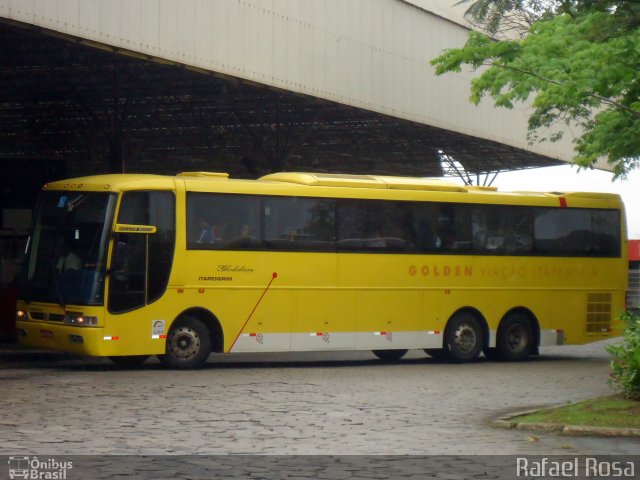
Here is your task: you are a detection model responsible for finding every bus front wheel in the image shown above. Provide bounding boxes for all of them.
[496,313,533,361]
[160,316,211,369]
[372,349,408,361]
[444,312,483,363]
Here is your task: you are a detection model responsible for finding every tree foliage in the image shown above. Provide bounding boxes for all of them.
[433,1,640,177]
[607,310,640,400]
[456,0,554,37]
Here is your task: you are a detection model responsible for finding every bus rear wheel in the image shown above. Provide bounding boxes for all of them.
[160,316,211,369]
[496,313,533,361]
[372,349,408,361]
[444,312,483,363]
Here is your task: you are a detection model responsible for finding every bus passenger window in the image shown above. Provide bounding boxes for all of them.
[533,208,620,257]
[470,206,533,255]
[508,208,534,253]
[407,204,439,252]
[435,205,470,252]
[186,193,261,250]
[534,209,589,256]
[264,197,335,251]
[337,200,409,252]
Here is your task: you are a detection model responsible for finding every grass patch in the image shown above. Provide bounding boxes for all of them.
[515,396,640,429]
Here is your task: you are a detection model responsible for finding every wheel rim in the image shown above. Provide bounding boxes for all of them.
[506,323,528,353]
[169,326,201,359]
[453,322,478,354]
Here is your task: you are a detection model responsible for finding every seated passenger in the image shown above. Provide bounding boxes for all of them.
[196,221,221,243]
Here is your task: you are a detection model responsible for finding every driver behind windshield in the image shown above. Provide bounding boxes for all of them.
[55,237,82,273]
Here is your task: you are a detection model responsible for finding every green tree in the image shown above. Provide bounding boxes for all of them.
[607,310,640,399]
[456,0,553,37]
[432,1,640,177]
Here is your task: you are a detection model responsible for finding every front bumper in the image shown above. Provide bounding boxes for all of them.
[16,320,106,356]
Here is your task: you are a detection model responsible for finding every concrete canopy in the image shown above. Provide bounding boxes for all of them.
[0,0,573,181]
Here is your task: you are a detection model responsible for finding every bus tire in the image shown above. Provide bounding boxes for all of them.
[108,355,149,368]
[160,316,211,369]
[496,313,533,361]
[443,312,483,363]
[372,349,408,361]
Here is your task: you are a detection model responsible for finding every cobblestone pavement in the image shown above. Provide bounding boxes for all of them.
[0,341,638,460]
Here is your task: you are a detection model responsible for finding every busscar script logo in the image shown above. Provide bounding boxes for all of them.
[217,265,254,273]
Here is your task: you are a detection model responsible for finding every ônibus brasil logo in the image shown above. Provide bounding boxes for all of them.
[8,456,73,479]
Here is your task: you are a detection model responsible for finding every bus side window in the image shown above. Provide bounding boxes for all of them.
[534,209,587,256]
[507,208,534,253]
[533,208,620,257]
[187,193,260,250]
[337,200,412,252]
[591,210,620,256]
[264,197,335,251]
[408,204,438,252]
[437,204,470,252]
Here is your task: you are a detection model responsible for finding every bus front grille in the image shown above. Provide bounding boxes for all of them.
[28,312,65,322]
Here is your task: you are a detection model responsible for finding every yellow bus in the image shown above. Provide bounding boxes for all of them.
[16,171,628,368]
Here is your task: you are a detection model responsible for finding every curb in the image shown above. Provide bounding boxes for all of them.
[493,408,640,438]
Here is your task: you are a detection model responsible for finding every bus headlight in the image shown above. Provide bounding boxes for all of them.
[16,310,29,321]
[65,314,98,327]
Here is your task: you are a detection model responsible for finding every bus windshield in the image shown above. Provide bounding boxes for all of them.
[22,191,116,306]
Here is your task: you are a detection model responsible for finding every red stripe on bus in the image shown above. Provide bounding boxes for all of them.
[230,272,278,351]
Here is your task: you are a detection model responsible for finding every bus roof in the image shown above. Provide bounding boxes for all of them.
[42,171,623,205]
[260,172,470,192]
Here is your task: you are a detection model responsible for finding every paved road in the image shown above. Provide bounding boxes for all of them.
[0,344,640,455]
[1,340,638,460]
[2,341,638,478]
